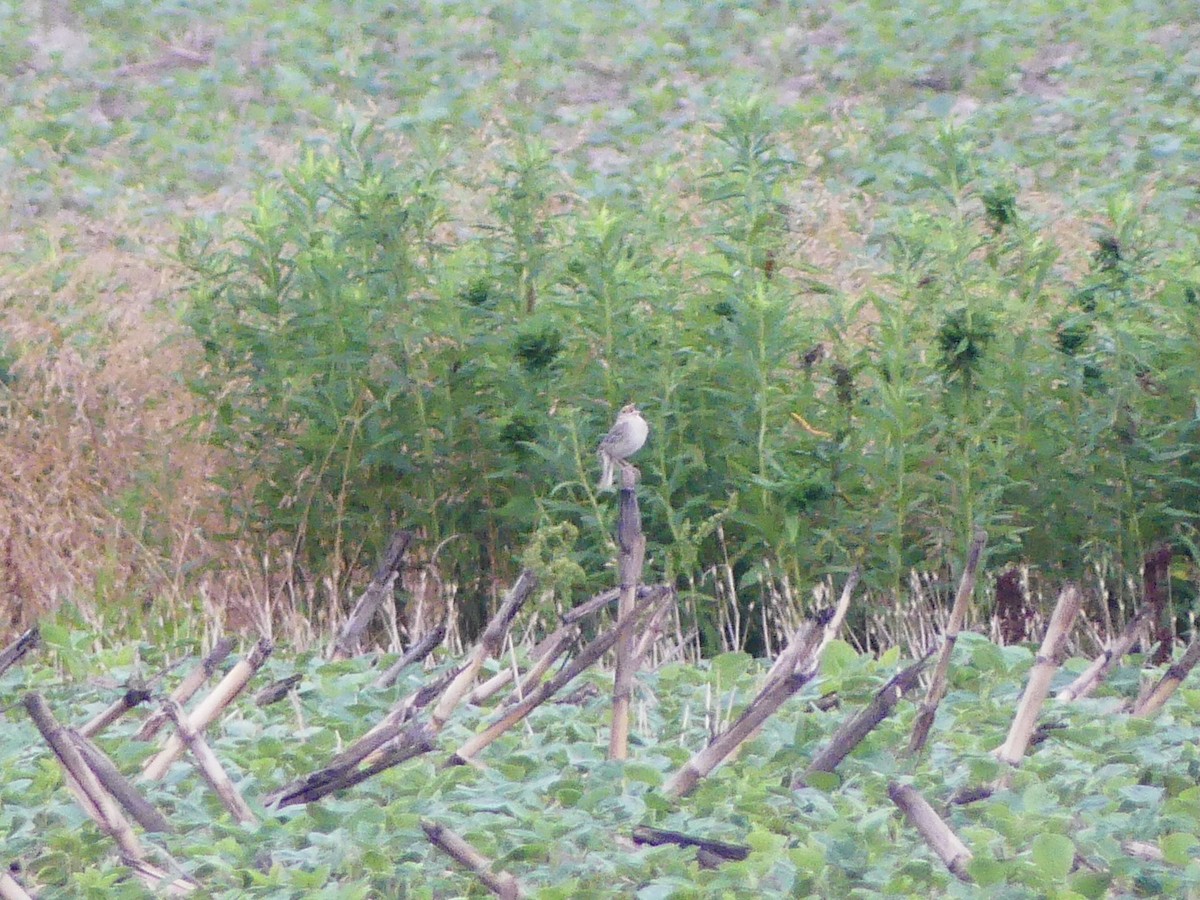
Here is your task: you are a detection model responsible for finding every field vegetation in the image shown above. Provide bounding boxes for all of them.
[3,0,1200,896]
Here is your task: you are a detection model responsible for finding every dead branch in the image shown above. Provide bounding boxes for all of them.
[254,674,301,707]
[1058,605,1149,702]
[500,626,579,707]
[421,819,523,899]
[0,627,39,679]
[142,638,273,781]
[0,871,33,900]
[161,699,256,824]
[664,621,824,800]
[798,652,931,786]
[631,826,749,865]
[1131,638,1200,718]
[610,468,647,760]
[994,584,1081,767]
[328,530,413,660]
[69,730,172,833]
[136,638,234,741]
[450,587,673,765]
[23,693,143,858]
[430,571,538,731]
[117,855,197,896]
[908,528,988,754]
[374,623,446,689]
[270,720,437,808]
[468,625,573,706]
[79,687,152,738]
[888,782,973,881]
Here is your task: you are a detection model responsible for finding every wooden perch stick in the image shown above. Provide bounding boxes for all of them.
[995,583,1081,766]
[664,620,824,800]
[431,570,537,731]
[631,826,749,866]
[421,819,523,899]
[610,465,647,760]
[265,666,457,808]
[0,627,39,679]
[908,528,988,754]
[328,529,413,660]
[765,568,861,687]
[1058,605,1150,702]
[70,730,173,833]
[0,871,33,900]
[162,699,256,823]
[136,637,234,741]
[799,652,931,785]
[1131,638,1200,718]
[142,638,273,781]
[374,623,447,689]
[888,782,973,882]
[24,693,143,858]
[468,626,570,706]
[254,674,302,707]
[450,587,673,765]
[500,626,579,707]
[79,687,152,738]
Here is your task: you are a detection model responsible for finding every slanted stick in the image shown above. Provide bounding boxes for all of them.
[631,826,749,864]
[451,588,673,765]
[995,584,1081,766]
[79,687,153,738]
[422,819,523,899]
[0,627,39,679]
[610,464,647,760]
[468,626,572,706]
[0,870,33,900]
[162,699,256,824]
[328,529,413,660]
[1058,605,1150,702]
[374,624,447,689]
[24,693,143,858]
[500,626,579,707]
[664,621,823,800]
[799,652,931,785]
[136,637,234,741]
[1131,639,1200,718]
[888,782,973,882]
[70,730,173,833]
[908,529,988,754]
[142,638,273,781]
[430,571,537,732]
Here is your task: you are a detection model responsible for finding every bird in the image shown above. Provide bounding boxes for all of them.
[597,403,648,490]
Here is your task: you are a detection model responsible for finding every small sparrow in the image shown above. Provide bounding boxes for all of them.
[597,403,649,490]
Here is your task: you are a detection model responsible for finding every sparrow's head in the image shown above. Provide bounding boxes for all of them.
[620,403,640,416]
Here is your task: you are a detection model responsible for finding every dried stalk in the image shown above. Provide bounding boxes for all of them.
[0,871,33,900]
[450,588,673,765]
[499,626,579,707]
[610,466,647,760]
[373,623,446,689]
[995,584,1081,766]
[162,699,256,824]
[908,528,988,754]
[79,687,152,738]
[631,826,749,865]
[430,571,537,731]
[1131,639,1200,718]
[888,782,973,881]
[70,730,173,833]
[328,529,413,660]
[142,638,273,781]
[799,652,931,785]
[0,627,39,678]
[136,638,234,741]
[421,819,523,899]
[254,674,302,707]
[664,621,823,800]
[1058,605,1149,702]
[24,693,143,858]
[468,626,571,706]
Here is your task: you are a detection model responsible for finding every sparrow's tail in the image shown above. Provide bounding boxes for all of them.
[597,451,615,490]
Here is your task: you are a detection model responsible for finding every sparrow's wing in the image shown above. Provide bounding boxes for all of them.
[598,417,634,450]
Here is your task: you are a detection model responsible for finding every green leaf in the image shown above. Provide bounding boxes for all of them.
[1161,832,1198,866]
[1031,833,1075,880]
